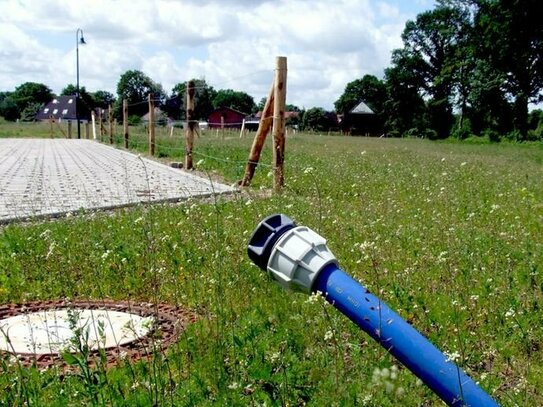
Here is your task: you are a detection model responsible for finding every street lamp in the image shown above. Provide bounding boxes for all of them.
[76,28,86,139]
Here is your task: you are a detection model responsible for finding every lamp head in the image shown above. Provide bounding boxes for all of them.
[79,36,86,45]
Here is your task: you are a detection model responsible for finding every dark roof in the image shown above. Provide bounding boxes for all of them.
[210,106,249,116]
[34,95,89,121]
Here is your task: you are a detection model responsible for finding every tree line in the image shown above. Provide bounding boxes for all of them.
[336,0,543,141]
[1,0,541,140]
[0,71,261,126]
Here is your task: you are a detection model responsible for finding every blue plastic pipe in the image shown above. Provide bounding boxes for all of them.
[248,214,499,407]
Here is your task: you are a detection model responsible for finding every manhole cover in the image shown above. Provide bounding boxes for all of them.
[0,300,198,368]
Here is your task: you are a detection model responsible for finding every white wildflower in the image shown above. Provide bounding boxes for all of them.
[445,350,461,363]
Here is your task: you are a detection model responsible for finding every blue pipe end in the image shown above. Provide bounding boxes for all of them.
[247,213,296,271]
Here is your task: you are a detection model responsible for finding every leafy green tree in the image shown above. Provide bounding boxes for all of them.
[383,49,429,137]
[400,6,469,138]
[169,79,217,120]
[0,91,10,104]
[61,84,77,96]
[212,89,255,114]
[334,75,387,115]
[527,109,543,141]
[465,60,512,137]
[286,104,301,112]
[473,0,543,139]
[301,107,336,132]
[20,103,42,121]
[0,96,19,121]
[10,82,53,119]
[528,109,543,131]
[256,97,267,112]
[115,70,166,118]
[92,90,116,109]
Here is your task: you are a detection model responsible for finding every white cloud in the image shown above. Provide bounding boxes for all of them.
[0,0,431,109]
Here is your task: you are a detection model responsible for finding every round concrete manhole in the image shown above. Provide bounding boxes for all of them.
[0,300,198,368]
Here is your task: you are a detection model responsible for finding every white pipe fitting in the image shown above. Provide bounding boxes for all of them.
[267,226,338,293]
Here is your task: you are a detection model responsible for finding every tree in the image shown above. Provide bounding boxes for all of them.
[20,103,42,122]
[168,79,217,120]
[92,90,116,109]
[256,97,267,112]
[212,89,255,115]
[383,49,429,137]
[0,96,19,121]
[286,104,301,112]
[61,84,77,96]
[301,107,336,132]
[115,70,166,118]
[10,82,53,119]
[399,6,470,138]
[473,0,543,139]
[0,91,10,104]
[334,75,387,116]
[527,109,543,141]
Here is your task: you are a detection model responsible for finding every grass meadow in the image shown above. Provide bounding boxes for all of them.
[0,120,542,406]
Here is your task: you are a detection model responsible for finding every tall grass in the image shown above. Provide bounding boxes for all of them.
[0,122,542,405]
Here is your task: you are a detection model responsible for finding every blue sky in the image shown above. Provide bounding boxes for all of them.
[0,0,435,110]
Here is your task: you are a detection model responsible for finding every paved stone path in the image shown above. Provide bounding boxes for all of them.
[0,139,234,222]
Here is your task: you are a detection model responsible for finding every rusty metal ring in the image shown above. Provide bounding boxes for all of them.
[0,299,198,369]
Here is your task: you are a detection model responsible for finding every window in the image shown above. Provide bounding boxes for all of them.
[68,99,73,104]
[53,109,58,114]
[62,109,68,115]
[52,99,58,104]
[43,108,49,113]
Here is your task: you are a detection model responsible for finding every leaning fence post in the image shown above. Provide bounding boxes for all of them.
[239,81,274,186]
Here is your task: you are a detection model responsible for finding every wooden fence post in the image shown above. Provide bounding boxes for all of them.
[123,99,129,148]
[109,104,113,144]
[272,56,287,192]
[185,80,195,170]
[68,120,72,138]
[85,122,90,139]
[148,94,155,156]
[49,116,54,138]
[239,81,275,186]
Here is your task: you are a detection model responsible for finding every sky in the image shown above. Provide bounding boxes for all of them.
[0,0,436,110]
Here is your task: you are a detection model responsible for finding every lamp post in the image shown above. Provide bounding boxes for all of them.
[76,28,86,139]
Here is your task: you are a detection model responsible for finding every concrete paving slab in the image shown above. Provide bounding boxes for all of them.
[0,139,235,222]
